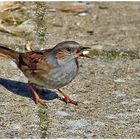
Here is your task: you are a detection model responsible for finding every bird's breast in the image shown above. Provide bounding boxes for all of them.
[45,59,79,89]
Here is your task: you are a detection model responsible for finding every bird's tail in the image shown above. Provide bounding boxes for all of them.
[0,45,19,62]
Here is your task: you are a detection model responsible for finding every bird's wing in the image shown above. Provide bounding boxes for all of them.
[18,49,52,74]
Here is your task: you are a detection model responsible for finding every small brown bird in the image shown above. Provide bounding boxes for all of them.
[0,41,91,106]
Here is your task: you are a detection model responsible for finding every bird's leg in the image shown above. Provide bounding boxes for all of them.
[30,84,46,106]
[57,89,78,105]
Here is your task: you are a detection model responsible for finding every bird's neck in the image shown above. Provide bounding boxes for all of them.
[47,51,78,67]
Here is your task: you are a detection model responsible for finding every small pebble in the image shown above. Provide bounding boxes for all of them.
[55,110,69,117]
[114,78,125,83]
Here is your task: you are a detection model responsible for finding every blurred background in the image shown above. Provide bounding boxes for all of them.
[0,2,140,138]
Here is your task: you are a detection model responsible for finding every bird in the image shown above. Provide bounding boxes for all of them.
[0,41,91,106]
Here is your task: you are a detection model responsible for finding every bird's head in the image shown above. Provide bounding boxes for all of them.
[52,41,91,64]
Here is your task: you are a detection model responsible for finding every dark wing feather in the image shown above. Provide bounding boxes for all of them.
[18,49,52,75]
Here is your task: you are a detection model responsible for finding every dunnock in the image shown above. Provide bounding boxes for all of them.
[0,41,90,106]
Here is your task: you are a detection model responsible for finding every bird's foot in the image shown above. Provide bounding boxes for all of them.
[58,89,78,105]
[30,84,46,107]
[35,97,46,106]
[60,97,78,105]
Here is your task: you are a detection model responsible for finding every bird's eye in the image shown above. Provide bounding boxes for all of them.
[66,47,71,52]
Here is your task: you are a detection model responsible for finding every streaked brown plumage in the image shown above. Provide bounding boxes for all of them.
[0,41,91,106]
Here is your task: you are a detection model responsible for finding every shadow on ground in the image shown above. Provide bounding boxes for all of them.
[0,78,59,101]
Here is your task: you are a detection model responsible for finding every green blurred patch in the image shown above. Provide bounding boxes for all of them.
[35,2,47,45]
[38,106,49,138]
[52,24,63,28]
[89,49,140,60]
[15,18,23,26]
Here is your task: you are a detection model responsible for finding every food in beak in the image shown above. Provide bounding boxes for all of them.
[82,50,90,55]
[76,46,91,58]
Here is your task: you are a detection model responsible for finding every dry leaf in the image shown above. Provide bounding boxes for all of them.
[60,5,87,13]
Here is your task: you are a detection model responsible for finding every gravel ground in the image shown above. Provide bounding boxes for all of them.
[0,2,140,138]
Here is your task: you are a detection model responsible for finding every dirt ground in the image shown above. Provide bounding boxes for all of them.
[0,2,140,138]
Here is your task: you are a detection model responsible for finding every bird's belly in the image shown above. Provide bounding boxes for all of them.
[45,65,78,89]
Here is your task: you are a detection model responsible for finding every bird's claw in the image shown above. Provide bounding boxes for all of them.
[58,97,78,106]
[35,98,47,107]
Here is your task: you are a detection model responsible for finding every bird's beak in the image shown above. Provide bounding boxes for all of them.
[76,46,91,58]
